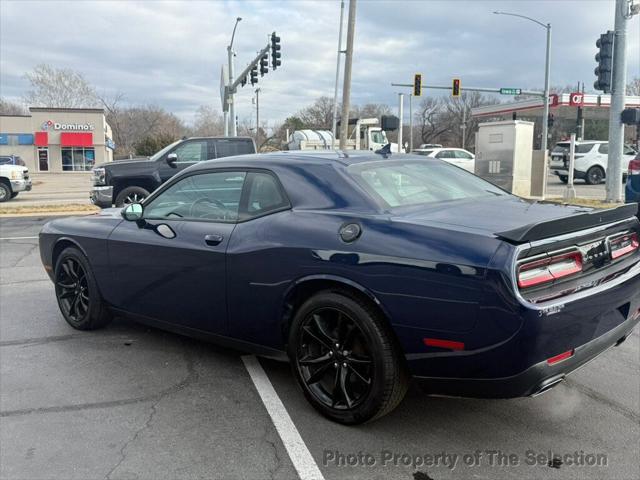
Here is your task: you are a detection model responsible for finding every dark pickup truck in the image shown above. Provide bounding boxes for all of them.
[90,136,256,207]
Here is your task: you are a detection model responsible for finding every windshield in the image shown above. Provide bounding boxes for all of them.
[413,150,433,156]
[150,140,182,161]
[348,160,506,209]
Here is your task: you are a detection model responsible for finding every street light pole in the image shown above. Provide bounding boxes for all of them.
[227,17,242,137]
[494,12,551,196]
[339,0,356,150]
[331,0,345,149]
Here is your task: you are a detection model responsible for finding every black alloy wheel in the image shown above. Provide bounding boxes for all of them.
[586,166,605,185]
[54,247,112,330]
[289,291,409,424]
[115,186,151,207]
[297,307,373,410]
[56,257,90,323]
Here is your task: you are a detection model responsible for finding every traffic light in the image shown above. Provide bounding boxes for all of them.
[250,66,258,86]
[271,32,281,70]
[260,55,269,76]
[547,113,554,128]
[413,73,422,97]
[240,76,247,87]
[452,78,461,97]
[594,31,614,93]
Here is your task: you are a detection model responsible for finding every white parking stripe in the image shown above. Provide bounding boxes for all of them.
[0,236,38,240]
[242,355,325,480]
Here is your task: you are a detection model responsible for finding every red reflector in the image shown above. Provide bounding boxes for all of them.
[423,338,465,351]
[547,349,574,365]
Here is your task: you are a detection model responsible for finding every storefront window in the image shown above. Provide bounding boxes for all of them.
[61,147,95,171]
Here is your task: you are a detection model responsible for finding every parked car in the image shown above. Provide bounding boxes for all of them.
[549,140,637,185]
[625,153,640,218]
[418,143,442,149]
[0,163,31,202]
[0,155,26,166]
[40,152,640,424]
[412,147,475,172]
[90,136,256,207]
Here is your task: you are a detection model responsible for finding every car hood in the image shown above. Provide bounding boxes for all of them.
[96,157,150,169]
[394,195,594,237]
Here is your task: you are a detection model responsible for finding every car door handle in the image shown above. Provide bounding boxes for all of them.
[204,234,224,246]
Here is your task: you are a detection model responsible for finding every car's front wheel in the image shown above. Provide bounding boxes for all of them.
[558,175,568,184]
[115,186,150,207]
[288,291,409,424]
[54,247,112,330]
[0,182,11,202]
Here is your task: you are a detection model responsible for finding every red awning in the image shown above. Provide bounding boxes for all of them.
[60,132,93,147]
[34,131,48,146]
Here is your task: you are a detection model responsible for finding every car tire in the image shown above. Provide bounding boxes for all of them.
[558,175,568,184]
[288,290,409,425]
[115,186,150,207]
[54,247,112,330]
[585,166,605,185]
[0,182,11,203]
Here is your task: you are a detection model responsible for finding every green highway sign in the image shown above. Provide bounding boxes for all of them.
[500,88,522,95]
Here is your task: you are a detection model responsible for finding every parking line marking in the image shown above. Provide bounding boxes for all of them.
[0,236,38,240]
[242,355,325,480]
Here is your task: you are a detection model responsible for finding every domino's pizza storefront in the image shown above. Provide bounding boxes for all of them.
[0,107,114,173]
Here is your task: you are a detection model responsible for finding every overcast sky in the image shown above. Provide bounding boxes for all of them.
[1,0,639,128]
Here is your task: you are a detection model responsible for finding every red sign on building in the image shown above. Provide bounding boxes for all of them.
[569,92,584,107]
[60,132,93,147]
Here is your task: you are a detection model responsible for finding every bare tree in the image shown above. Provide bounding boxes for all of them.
[0,97,26,115]
[192,105,224,136]
[627,77,640,96]
[23,64,99,108]
[298,96,335,129]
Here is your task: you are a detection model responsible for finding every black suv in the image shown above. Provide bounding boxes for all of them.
[90,136,256,207]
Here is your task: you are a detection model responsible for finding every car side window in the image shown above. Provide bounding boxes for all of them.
[598,143,609,154]
[454,150,473,159]
[242,172,289,219]
[623,145,637,155]
[173,140,207,164]
[144,171,246,222]
[435,150,452,159]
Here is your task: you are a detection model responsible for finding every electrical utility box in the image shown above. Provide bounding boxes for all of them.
[474,120,534,197]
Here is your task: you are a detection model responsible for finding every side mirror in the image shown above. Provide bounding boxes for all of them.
[121,203,144,221]
[166,153,178,168]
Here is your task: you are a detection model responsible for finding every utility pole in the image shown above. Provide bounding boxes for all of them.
[398,93,404,152]
[227,17,242,137]
[605,0,631,202]
[409,94,413,152]
[339,0,356,150]
[331,0,345,148]
[461,105,467,149]
[255,88,260,145]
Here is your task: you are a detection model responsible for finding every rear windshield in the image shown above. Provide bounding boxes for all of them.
[348,160,506,208]
[413,150,433,156]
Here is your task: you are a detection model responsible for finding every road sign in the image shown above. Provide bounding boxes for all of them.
[413,73,422,97]
[569,92,584,106]
[499,88,522,95]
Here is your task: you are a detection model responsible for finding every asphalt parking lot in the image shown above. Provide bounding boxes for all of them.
[1,216,638,480]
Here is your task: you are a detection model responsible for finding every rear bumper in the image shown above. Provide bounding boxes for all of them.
[90,186,113,208]
[406,261,640,398]
[414,310,639,398]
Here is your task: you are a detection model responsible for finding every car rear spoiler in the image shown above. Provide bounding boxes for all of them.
[496,203,639,243]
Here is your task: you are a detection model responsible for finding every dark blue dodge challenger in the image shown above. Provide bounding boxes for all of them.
[39,152,640,424]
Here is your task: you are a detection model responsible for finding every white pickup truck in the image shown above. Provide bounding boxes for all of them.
[0,164,32,202]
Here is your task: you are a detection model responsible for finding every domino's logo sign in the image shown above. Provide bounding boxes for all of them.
[41,120,54,131]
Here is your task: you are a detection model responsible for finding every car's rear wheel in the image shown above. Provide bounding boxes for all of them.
[585,166,605,185]
[0,182,11,202]
[115,186,150,207]
[54,247,112,330]
[288,291,409,424]
[558,175,568,184]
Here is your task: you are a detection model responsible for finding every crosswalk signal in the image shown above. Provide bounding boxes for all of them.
[413,73,422,97]
[250,66,258,86]
[260,55,269,77]
[271,32,281,70]
[594,31,614,93]
[452,78,461,97]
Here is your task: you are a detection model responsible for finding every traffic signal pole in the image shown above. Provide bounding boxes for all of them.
[331,0,345,149]
[605,0,630,203]
[339,0,356,150]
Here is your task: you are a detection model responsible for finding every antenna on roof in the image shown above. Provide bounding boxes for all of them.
[374,143,392,158]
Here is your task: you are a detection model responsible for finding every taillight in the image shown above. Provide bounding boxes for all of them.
[628,159,640,176]
[517,251,583,288]
[609,232,639,260]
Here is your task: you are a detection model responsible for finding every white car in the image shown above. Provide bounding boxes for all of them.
[0,163,31,202]
[549,140,637,185]
[412,147,475,172]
